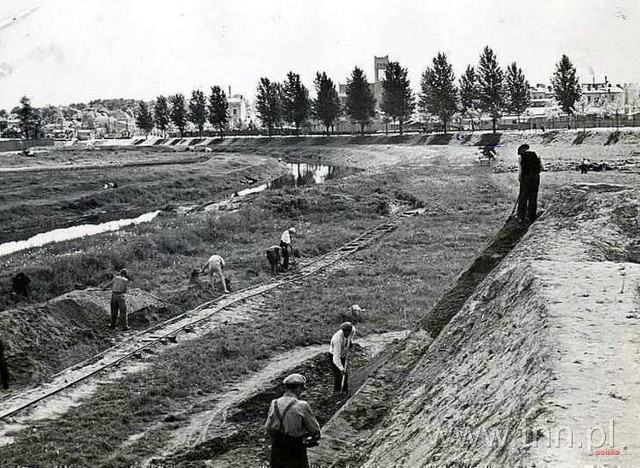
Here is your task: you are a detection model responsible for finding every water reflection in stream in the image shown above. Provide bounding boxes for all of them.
[0,211,161,257]
[237,162,360,196]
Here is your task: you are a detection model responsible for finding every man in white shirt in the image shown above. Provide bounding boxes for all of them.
[280,227,296,270]
[328,322,356,393]
[201,254,229,293]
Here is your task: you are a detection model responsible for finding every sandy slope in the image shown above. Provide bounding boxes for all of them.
[342,183,640,467]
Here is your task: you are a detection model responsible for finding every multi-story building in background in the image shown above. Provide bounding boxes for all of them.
[518,76,640,129]
[333,55,391,133]
[338,55,389,110]
[577,77,630,115]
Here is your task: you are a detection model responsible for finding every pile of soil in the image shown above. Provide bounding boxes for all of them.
[0,288,170,387]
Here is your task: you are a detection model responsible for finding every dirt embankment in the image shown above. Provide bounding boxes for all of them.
[109,127,640,151]
[0,288,170,387]
[312,183,639,467]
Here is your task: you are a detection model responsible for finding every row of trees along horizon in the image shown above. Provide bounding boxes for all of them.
[6,47,582,139]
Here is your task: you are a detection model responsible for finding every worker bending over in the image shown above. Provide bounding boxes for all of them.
[201,254,229,293]
[266,245,282,276]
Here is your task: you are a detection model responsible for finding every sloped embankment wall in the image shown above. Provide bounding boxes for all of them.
[112,128,640,150]
[314,182,640,467]
[359,262,553,466]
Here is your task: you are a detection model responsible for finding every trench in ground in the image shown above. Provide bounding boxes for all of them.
[156,217,530,466]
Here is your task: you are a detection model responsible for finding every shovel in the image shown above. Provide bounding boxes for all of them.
[507,199,518,222]
[340,351,349,393]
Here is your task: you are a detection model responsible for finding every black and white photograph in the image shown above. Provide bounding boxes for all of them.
[0,1,639,466]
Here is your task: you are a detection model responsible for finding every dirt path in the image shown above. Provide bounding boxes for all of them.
[142,330,407,466]
[530,260,640,466]
[0,210,418,450]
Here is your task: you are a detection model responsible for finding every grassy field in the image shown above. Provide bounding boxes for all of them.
[0,143,517,467]
[0,147,282,244]
[0,137,637,466]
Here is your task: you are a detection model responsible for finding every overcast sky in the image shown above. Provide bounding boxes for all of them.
[0,0,638,109]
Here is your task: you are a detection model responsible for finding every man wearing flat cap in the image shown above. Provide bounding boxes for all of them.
[329,322,356,394]
[265,373,321,468]
[517,144,543,224]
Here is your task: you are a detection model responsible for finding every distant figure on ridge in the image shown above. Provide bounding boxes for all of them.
[517,144,543,224]
[579,158,591,174]
[482,144,497,161]
[11,272,31,297]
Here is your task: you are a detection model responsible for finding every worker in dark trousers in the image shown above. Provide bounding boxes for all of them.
[328,322,356,394]
[12,272,31,297]
[110,268,130,331]
[0,333,9,390]
[482,144,497,161]
[517,144,543,224]
[266,245,282,276]
[280,227,296,270]
[264,373,321,468]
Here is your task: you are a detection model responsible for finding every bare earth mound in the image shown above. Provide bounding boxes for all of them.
[0,288,170,387]
[313,182,639,467]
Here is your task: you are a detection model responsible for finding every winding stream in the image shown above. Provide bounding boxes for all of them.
[0,211,161,257]
[0,162,359,257]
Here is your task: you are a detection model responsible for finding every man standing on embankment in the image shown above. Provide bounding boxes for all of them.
[517,144,543,224]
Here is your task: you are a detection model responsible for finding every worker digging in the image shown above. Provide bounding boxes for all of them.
[328,321,356,394]
[280,227,296,271]
[200,253,230,294]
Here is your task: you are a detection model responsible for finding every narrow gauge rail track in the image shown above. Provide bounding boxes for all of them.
[0,208,424,422]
